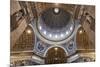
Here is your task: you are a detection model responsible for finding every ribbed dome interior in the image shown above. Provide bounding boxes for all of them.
[41,8,71,29]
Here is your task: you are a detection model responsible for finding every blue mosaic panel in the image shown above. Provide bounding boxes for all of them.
[37,42,45,52]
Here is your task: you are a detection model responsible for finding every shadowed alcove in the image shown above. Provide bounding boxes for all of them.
[45,47,67,64]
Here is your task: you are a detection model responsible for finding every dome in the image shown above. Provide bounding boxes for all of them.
[37,7,75,41]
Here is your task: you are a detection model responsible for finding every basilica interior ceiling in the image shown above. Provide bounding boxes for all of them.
[10,0,95,66]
